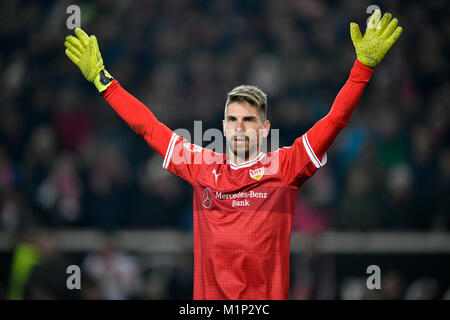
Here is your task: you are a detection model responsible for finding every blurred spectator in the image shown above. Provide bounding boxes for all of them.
[290,235,336,300]
[379,270,405,300]
[7,228,78,299]
[293,167,334,233]
[383,162,417,229]
[35,154,83,225]
[167,250,194,299]
[404,277,440,300]
[7,232,41,300]
[339,277,367,300]
[342,269,406,300]
[365,269,405,300]
[1,188,34,232]
[337,164,383,230]
[291,168,336,300]
[83,144,133,229]
[130,154,186,228]
[143,265,172,299]
[83,233,143,299]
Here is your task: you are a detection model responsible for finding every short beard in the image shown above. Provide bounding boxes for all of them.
[227,140,258,161]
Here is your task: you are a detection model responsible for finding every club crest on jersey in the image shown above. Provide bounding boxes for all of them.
[249,167,264,180]
[183,142,202,153]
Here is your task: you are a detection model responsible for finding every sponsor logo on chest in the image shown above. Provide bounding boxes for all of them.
[213,190,268,208]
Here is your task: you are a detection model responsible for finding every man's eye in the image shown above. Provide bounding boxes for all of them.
[245,118,254,122]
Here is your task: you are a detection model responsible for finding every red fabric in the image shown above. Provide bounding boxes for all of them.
[102,60,373,299]
[165,138,301,299]
[103,80,173,158]
[306,59,373,161]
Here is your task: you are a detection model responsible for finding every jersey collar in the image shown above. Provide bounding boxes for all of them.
[228,152,265,170]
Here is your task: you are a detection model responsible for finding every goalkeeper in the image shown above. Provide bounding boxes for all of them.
[64,10,402,300]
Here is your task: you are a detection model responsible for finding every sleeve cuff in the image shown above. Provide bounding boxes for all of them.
[351,59,375,83]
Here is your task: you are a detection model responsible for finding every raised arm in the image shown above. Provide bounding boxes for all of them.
[64,28,173,157]
[306,9,402,161]
[102,80,173,157]
[305,59,373,161]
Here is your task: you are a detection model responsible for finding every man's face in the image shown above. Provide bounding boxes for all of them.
[223,102,270,159]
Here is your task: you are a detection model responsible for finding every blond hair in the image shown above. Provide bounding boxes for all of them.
[225,85,268,121]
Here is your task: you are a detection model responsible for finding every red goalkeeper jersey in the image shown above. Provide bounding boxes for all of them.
[103,59,373,299]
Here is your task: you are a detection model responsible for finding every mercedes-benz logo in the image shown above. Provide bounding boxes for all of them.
[202,187,212,209]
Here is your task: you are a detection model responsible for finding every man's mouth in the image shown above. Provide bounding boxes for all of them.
[233,136,247,146]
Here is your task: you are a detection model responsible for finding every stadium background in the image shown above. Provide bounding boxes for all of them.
[0,0,449,299]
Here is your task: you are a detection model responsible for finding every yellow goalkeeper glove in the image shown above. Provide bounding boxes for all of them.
[64,28,113,93]
[350,9,403,68]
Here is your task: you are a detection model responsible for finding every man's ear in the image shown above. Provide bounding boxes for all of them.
[222,119,226,137]
[263,120,271,138]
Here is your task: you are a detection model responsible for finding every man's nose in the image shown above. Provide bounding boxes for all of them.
[236,120,245,132]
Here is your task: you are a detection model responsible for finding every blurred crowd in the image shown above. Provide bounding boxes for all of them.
[1,230,449,300]
[1,0,449,232]
[0,0,449,300]
[2,230,193,299]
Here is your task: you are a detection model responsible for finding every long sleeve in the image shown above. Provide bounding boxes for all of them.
[305,59,374,161]
[102,80,173,158]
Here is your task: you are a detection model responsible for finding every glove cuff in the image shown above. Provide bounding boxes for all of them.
[94,69,114,94]
[357,55,378,68]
